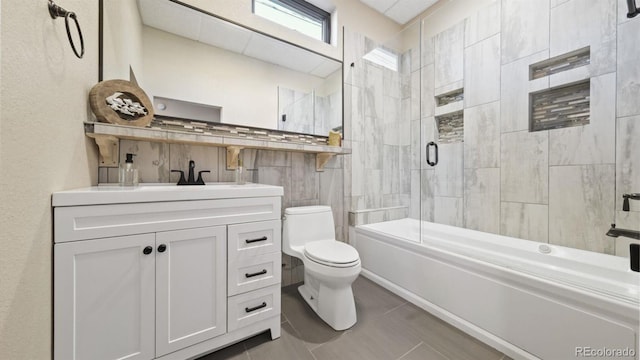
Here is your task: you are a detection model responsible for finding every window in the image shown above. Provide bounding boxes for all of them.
[253,0,331,43]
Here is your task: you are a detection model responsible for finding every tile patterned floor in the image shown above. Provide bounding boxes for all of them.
[198,276,512,360]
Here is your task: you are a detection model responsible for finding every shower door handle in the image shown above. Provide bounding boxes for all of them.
[426,142,438,166]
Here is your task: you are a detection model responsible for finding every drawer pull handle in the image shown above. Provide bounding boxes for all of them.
[245,302,267,313]
[245,269,267,278]
[245,236,268,244]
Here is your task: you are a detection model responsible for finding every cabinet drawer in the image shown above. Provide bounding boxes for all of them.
[228,285,281,332]
[54,197,281,242]
[228,252,281,296]
[228,220,281,262]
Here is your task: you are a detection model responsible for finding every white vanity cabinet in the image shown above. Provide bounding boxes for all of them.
[53,185,283,360]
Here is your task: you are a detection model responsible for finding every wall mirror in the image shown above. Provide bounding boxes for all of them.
[100,0,343,137]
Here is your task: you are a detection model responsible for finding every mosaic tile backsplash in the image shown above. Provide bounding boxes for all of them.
[435,88,464,106]
[436,111,464,143]
[530,80,590,131]
[530,47,591,80]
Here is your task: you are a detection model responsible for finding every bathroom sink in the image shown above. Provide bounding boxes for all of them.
[52,183,284,206]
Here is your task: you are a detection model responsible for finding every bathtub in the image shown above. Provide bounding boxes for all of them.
[354,218,639,360]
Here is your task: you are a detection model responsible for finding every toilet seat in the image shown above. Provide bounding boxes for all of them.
[304,240,360,268]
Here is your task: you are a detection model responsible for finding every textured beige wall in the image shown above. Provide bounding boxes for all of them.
[0,1,99,359]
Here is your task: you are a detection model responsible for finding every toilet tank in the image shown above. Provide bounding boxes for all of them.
[283,206,335,254]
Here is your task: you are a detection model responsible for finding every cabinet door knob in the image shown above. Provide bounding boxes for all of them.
[158,244,167,253]
[143,246,153,255]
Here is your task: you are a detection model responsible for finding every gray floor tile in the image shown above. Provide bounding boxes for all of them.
[311,301,423,360]
[198,277,509,360]
[244,322,315,360]
[351,276,407,327]
[196,341,248,360]
[280,285,346,349]
[387,303,503,360]
[399,343,448,360]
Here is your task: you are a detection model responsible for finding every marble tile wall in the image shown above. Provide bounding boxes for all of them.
[99,142,345,287]
[345,29,414,226]
[403,0,635,256]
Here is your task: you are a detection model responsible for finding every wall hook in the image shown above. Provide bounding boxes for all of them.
[48,0,84,59]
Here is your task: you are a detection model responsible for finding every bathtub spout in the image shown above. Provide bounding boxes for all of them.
[606,224,640,240]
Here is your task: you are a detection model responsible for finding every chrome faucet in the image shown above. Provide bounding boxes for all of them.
[606,224,640,240]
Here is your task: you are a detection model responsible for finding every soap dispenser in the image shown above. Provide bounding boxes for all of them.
[119,153,139,186]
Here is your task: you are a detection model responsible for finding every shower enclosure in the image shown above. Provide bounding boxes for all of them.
[346,0,638,259]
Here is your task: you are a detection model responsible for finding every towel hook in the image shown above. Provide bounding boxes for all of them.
[48,0,84,59]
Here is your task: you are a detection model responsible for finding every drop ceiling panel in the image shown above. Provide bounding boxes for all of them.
[198,15,252,53]
[385,0,439,24]
[243,34,325,74]
[138,0,201,40]
[310,59,342,77]
[359,0,439,24]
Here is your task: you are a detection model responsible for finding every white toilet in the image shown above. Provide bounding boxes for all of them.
[282,206,361,331]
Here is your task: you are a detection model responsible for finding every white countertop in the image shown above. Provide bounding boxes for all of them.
[52,183,284,207]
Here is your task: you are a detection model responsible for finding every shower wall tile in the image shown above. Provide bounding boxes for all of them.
[364,117,383,170]
[119,140,170,183]
[550,0,616,78]
[434,142,464,197]
[464,34,501,108]
[617,18,640,118]
[500,202,549,242]
[383,68,402,99]
[319,168,344,233]
[351,140,365,197]
[399,145,411,193]
[421,33,435,66]
[616,115,640,212]
[168,143,218,184]
[500,50,549,133]
[501,131,549,204]
[434,22,464,89]
[257,166,292,214]
[343,29,366,88]
[421,64,435,118]
[291,153,319,201]
[382,145,400,194]
[410,169,421,219]
[365,64,384,118]
[464,101,500,169]
[349,86,365,142]
[434,196,464,227]
[465,0,501,48]
[614,211,640,257]
[410,70,421,121]
[255,149,291,167]
[551,0,570,8]
[501,0,550,64]
[549,73,616,166]
[549,164,615,254]
[422,170,436,222]
[464,168,500,234]
[364,169,383,209]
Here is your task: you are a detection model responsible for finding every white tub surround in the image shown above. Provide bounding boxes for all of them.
[354,218,640,360]
[53,184,283,360]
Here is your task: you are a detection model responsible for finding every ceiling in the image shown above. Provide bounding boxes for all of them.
[359,0,439,24]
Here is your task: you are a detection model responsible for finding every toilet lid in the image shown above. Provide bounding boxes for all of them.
[304,240,360,267]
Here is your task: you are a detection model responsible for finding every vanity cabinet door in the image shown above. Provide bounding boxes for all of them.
[155,226,227,357]
[54,233,156,360]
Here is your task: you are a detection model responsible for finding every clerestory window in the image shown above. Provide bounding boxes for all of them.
[253,0,331,43]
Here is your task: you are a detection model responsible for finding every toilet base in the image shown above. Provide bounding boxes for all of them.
[298,280,357,331]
